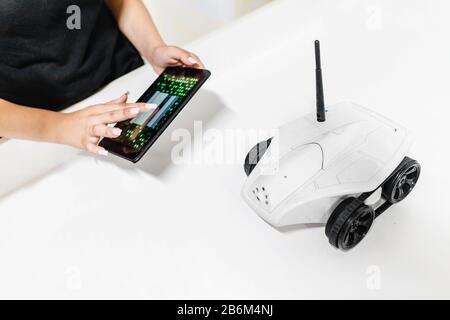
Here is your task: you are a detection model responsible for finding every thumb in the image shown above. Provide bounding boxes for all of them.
[107,91,129,104]
[170,47,198,66]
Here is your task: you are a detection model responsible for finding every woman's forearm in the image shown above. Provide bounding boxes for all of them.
[0,95,157,155]
[0,99,64,143]
[105,0,204,74]
[105,0,165,60]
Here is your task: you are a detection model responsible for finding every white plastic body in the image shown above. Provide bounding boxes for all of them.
[241,102,413,227]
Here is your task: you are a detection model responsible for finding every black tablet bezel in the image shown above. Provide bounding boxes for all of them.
[99,67,211,163]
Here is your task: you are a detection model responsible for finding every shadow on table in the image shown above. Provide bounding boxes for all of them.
[0,143,80,201]
[276,223,325,234]
[105,89,228,177]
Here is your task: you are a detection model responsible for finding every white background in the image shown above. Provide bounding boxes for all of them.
[143,0,271,44]
[0,0,449,299]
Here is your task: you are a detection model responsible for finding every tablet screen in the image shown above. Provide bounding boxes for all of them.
[109,68,209,154]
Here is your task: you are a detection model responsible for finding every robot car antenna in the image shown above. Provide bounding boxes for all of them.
[315,40,326,122]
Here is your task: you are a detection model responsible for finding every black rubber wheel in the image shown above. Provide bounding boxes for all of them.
[338,204,375,250]
[382,157,421,204]
[244,139,272,176]
[326,197,375,251]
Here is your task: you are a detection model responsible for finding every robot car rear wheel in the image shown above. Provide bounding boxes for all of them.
[382,156,421,204]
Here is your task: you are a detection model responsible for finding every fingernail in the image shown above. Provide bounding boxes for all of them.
[188,57,198,65]
[145,103,156,110]
[98,149,109,156]
[112,128,122,137]
[130,108,140,115]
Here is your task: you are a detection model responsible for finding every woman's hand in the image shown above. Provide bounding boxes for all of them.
[148,45,205,74]
[58,92,156,156]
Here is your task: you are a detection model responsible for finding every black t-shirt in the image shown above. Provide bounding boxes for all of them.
[0,0,144,110]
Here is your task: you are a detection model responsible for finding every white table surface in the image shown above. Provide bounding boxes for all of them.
[1,0,449,299]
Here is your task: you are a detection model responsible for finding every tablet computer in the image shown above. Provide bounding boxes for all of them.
[99,67,211,163]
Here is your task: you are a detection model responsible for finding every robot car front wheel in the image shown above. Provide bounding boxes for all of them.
[244,139,273,177]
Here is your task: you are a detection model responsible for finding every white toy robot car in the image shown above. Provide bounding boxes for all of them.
[241,41,421,251]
